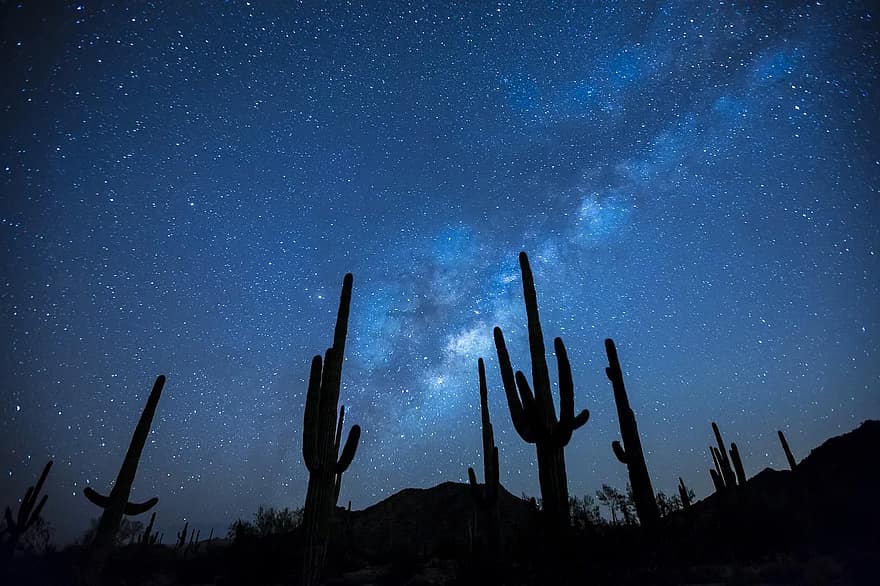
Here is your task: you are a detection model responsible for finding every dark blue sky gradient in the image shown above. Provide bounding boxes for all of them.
[2,1,878,544]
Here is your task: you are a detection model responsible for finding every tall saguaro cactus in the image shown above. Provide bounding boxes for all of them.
[83,375,164,582]
[604,338,659,528]
[302,273,362,586]
[2,460,52,556]
[493,252,590,530]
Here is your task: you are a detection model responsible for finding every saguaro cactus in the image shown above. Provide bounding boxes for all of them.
[708,422,748,490]
[729,442,747,485]
[84,376,164,549]
[467,358,500,506]
[605,338,659,529]
[778,430,797,470]
[302,273,362,586]
[138,512,159,546]
[2,460,52,556]
[493,252,590,530]
[677,477,692,509]
[467,358,501,555]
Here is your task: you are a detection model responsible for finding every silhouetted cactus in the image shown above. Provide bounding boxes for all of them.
[467,358,501,556]
[138,511,159,546]
[467,358,500,507]
[2,460,52,556]
[604,339,659,529]
[678,477,692,509]
[708,422,748,491]
[493,252,590,530]
[712,422,736,487]
[709,467,724,493]
[778,429,797,470]
[730,442,747,485]
[176,521,189,549]
[83,375,164,580]
[302,273,362,586]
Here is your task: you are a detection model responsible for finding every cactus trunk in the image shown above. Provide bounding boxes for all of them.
[605,338,659,529]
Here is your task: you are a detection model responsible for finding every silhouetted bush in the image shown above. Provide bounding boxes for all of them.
[228,505,303,542]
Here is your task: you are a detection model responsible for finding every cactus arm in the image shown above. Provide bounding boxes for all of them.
[494,327,537,442]
[552,337,589,444]
[612,440,628,463]
[124,497,159,516]
[302,355,324,472]
[555,338,574,420]
[572,410,590,429]
[514,371,538,417]
[554,337,575,431]
[335,425,361,473]
[83,487,111,508]
[467,467,478,487]
[334,405,346,455]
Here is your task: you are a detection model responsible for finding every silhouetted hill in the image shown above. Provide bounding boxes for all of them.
[338,481,536,559]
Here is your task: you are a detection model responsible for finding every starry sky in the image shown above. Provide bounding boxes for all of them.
[2,1,878,545]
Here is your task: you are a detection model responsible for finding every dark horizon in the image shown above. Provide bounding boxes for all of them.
[2,1,878,547]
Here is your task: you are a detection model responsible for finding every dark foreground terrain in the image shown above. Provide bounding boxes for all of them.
[4,420,878,585]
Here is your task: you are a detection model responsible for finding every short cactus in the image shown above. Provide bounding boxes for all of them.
[138,512,159,546]
[2,460,52,556]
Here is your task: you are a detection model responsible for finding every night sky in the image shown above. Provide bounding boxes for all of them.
[2,1,878,545]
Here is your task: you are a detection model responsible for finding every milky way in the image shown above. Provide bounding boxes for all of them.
[2,2,878,543]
